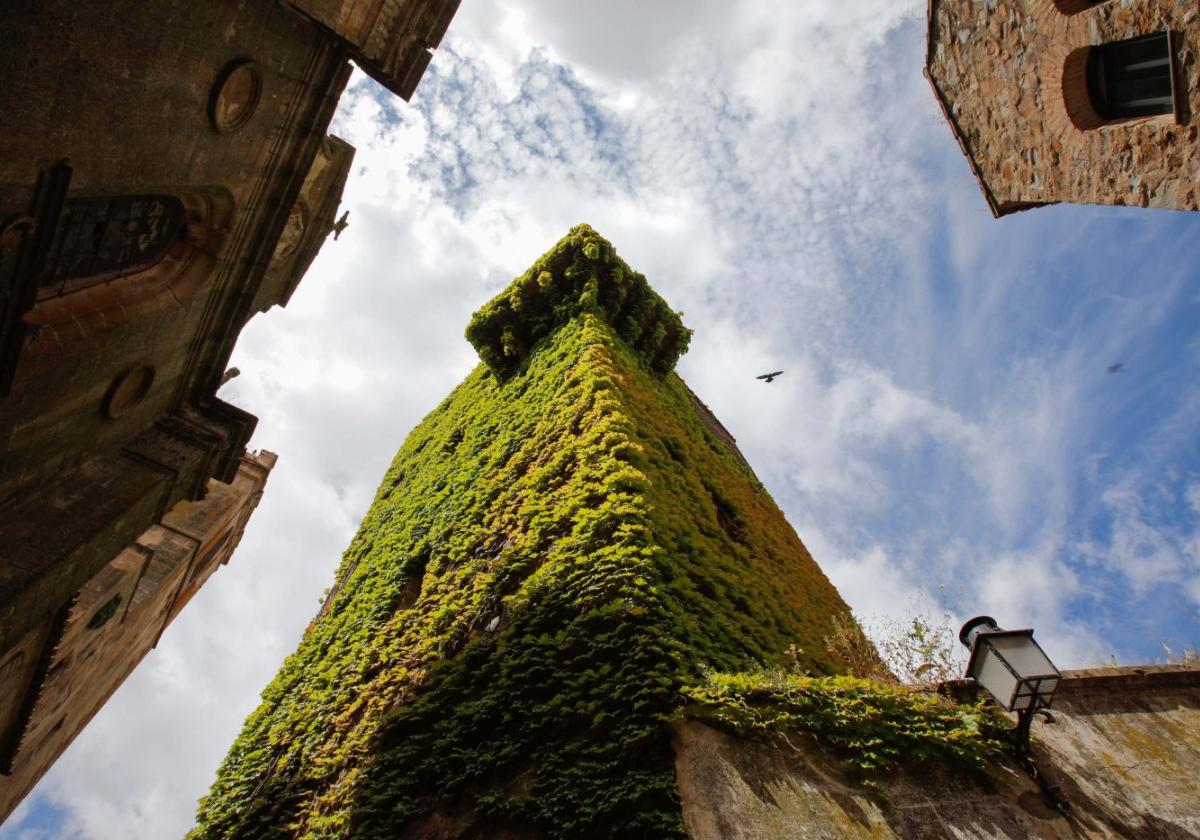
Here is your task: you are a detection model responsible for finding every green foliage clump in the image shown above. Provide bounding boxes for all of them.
[465,224,692,378]
[684,670,1009,773]
[191,229,857,839]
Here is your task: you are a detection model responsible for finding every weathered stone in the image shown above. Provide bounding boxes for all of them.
[676,665,1200,838]
[0,0,459,822]
[0,452,276,823]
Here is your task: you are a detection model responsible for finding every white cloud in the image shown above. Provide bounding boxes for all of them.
[1076,476,1200,605]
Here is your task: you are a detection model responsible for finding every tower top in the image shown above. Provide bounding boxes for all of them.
[465,224,692,378]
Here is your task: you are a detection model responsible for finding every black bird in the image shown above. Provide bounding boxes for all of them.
[1107,362,1124,374]
[756,370,784,383]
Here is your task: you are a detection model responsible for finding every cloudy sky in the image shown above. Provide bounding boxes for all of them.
[6,0,1200,837]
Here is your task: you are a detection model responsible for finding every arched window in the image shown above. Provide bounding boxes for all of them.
[1087,33,1175,121]
[40,194,186,296]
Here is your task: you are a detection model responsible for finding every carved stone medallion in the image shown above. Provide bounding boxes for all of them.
[209,60,262,134]
[104,365,155,419]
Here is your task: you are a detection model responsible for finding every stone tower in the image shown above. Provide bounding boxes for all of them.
[926,0,1199,215]
[191,226,856,838]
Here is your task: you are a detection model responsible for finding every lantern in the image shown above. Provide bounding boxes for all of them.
[959,616,1060,713]
[959,616,1070,816]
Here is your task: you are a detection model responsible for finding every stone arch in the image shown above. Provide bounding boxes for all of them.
[1053,0,1109,15]
[1062,45,1105,130]
[1062,35,1178,132]
[25,188,235,336]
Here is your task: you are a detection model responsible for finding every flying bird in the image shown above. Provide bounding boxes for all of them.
[756,371,784,383]
[1107,362,1124,374]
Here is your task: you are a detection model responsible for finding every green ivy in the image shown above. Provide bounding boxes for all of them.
[465,224,692,378]
[191,227,858,839]
[684,670,1009,773]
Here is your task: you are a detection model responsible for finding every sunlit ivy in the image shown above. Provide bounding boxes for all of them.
[684,670,1009,774]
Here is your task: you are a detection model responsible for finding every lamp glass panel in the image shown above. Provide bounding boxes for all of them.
[973,644,1018,709]
[990,634,1057,678]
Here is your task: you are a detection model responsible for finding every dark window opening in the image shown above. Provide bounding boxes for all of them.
[188,529,234,586]
[41,195,186,291]
[1088,32,1175,121]
[1054,0,1110,13]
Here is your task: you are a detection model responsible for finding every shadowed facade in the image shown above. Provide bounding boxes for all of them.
[0,0,459,824]
[0,451,276,823]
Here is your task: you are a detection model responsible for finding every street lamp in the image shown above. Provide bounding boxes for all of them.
[959,615,1069,816]
[959,615,1061,716]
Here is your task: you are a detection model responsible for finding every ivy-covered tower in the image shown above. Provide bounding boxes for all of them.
[193,225,857,838]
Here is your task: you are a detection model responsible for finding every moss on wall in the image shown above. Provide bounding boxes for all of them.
[191,227,856,838]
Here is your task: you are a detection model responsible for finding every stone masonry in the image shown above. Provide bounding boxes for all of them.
[676,664,1200,838]
[0,0,460,824]
[0,451,275,823]
[926,0,1200,215]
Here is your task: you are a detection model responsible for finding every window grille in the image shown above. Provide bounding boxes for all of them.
[41,195,186,292]
[1087,32,1175,121]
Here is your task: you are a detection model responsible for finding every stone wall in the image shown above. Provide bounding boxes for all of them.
[0,0,352,664]
[0,1,459,827]
[0,0,455,710]
[926,0,1200,215]
[0,451,275,824]
[0,0,349,500]
[283,0,461,99]
[674,665,1200,838]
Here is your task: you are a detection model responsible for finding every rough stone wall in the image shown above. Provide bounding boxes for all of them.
[927,0,1200,214]
[0,451,275,824]
[674,665,1200,838]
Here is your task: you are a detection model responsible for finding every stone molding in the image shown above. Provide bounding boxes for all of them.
[283,0,461,100]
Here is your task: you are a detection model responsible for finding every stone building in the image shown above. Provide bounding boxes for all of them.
[926,0,1198,215]
[0,451,276,823]
[0,0,459,820]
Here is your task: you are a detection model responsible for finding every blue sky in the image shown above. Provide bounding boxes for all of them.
[4,1,1198,837]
